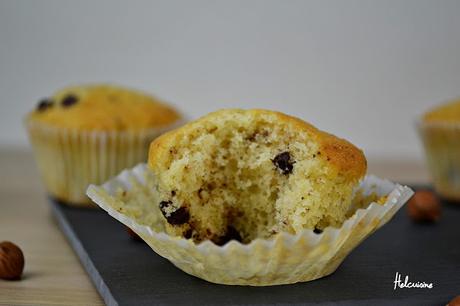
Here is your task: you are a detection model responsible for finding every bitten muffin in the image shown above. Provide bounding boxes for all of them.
[26,84,182,206]
[419,98,460,201]
[148,109,366,244]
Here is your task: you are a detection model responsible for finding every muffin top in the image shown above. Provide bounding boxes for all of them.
[27,84,181,130]
[423,98,460,123]
[150,109,366,181]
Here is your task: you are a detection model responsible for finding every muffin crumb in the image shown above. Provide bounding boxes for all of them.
[149,109,366,244]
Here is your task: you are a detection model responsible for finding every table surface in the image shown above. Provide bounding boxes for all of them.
[54,188,460,306]
[0,149,430,306]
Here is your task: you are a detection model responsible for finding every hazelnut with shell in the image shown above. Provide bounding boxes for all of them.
[407,190,441,223]
[0,241,25,280]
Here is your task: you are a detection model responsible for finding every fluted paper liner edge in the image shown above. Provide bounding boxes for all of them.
[87,163,413,286]
[25,120,184,206]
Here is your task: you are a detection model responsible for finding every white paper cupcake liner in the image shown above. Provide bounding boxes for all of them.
[26,120,184,206]
[87,164,413,285]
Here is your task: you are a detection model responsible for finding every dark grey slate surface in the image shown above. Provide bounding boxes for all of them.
[50,190,460,306]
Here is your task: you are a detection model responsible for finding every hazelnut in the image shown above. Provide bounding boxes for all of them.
[126,227,142,241]
[407,190,441,223]
[0,241,25,280]
[447,296,460,306]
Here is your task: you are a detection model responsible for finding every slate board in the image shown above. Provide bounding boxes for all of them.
[50,189,460,306]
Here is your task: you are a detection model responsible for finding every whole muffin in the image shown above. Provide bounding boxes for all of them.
[148,109,366,244]
[419,98,460,201]
[26,84,182,206]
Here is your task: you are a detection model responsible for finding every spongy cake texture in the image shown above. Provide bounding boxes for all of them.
[148,109,366,245]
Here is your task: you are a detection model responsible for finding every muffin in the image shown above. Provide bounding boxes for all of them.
[87,109,413,285]
[26,84,182,206]
[419,98,460,201]
[148,109,367,244]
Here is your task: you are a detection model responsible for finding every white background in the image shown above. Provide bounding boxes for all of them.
[1,0,460,160]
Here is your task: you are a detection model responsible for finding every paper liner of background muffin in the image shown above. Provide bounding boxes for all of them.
[418,120,460,202]
[86,163,413,286]
[25,119,184,207]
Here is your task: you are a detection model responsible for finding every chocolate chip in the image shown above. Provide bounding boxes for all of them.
[61,94,78,107]
[168,207,190,225]
[216,226,242,246]
[36,98,53,112]
[184,229,193,239]
[171,190,176,197]
[159,201,190,225]
[272,151,295,175]
[159,200,172,209]
[313,227,323,234]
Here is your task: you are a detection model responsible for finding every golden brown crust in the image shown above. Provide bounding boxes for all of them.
[27,84,181,131]
[317,131,367,181]
[248,109,366,181]
[423,98,460,123]
[149,109,366,182]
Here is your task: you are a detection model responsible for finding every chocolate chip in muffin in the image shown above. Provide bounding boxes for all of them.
[159,201,190,225]
[216,226,242,246]
[184,228,193,239]
[313,227,323,234]
[272,151,295,175]
[36,98,53,112]
[159,200,172,213]
[61,94,78,108]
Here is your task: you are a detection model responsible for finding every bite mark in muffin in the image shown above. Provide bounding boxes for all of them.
[149,109,366,244]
